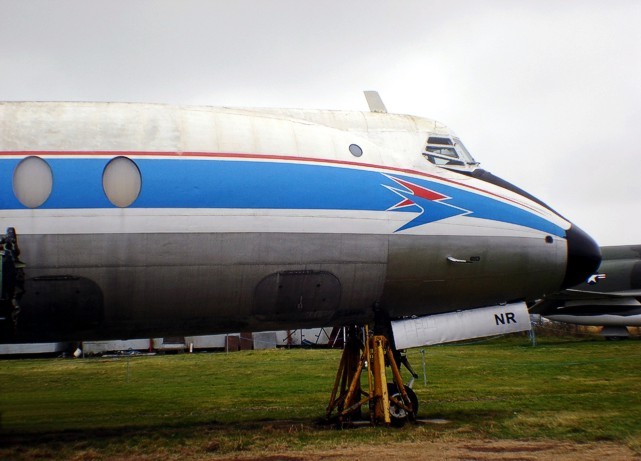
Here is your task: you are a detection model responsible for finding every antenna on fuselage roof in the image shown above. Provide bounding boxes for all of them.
[363,91,387,113]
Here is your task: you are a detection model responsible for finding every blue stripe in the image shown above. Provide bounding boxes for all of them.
[0,157,565,237]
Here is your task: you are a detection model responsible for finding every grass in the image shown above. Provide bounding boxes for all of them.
[410,337,641,442]
[1,335,640,459]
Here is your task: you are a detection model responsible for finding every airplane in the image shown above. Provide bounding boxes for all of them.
[530,244,641,339]
[0,93,601,423]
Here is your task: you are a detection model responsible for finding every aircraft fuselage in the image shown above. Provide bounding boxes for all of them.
[0,102,600,342]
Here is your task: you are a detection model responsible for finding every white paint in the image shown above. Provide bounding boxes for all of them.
[0,342,70,355]
[392,302,531,349]
[0,208,561,239]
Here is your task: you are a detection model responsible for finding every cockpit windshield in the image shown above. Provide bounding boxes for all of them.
[423,136,478,172]
[452,138,476,164]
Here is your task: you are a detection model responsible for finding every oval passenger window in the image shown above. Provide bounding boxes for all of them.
[102,156,142,207]
[13,156,54,208]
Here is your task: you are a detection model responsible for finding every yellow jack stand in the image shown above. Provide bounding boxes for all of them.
[326,326,417,426]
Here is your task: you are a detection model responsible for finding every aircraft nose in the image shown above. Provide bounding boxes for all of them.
[560,224,601,289]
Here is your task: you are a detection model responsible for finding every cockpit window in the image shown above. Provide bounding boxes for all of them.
[452,138,476,164]
[427,137,453,146]
[423,136,477,171]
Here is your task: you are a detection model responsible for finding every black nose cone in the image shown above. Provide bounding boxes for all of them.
[561,225,602,289]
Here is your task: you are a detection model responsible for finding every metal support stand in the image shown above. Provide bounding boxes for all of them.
[326,325,417,426]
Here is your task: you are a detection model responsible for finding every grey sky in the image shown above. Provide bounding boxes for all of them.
[1,0,639,245]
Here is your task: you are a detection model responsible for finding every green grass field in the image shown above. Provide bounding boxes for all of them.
[1,336,640,459]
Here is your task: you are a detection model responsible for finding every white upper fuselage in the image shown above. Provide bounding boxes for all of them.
[0,102,568,239]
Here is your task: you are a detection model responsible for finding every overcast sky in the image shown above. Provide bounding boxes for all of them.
[1,0,639,246]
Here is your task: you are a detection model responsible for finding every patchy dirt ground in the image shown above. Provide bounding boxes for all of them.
[221,440,640,461]
[3,420,639,461]
[2,434,639,460]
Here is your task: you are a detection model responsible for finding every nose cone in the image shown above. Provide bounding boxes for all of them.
[561,225,602,289]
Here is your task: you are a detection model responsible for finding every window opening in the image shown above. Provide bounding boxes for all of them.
[423,136,478,171]
[349,144,363,157]
[102,156,142,207]
[13,156,53,208]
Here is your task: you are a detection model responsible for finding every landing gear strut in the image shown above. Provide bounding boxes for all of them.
[326,325,418,426]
